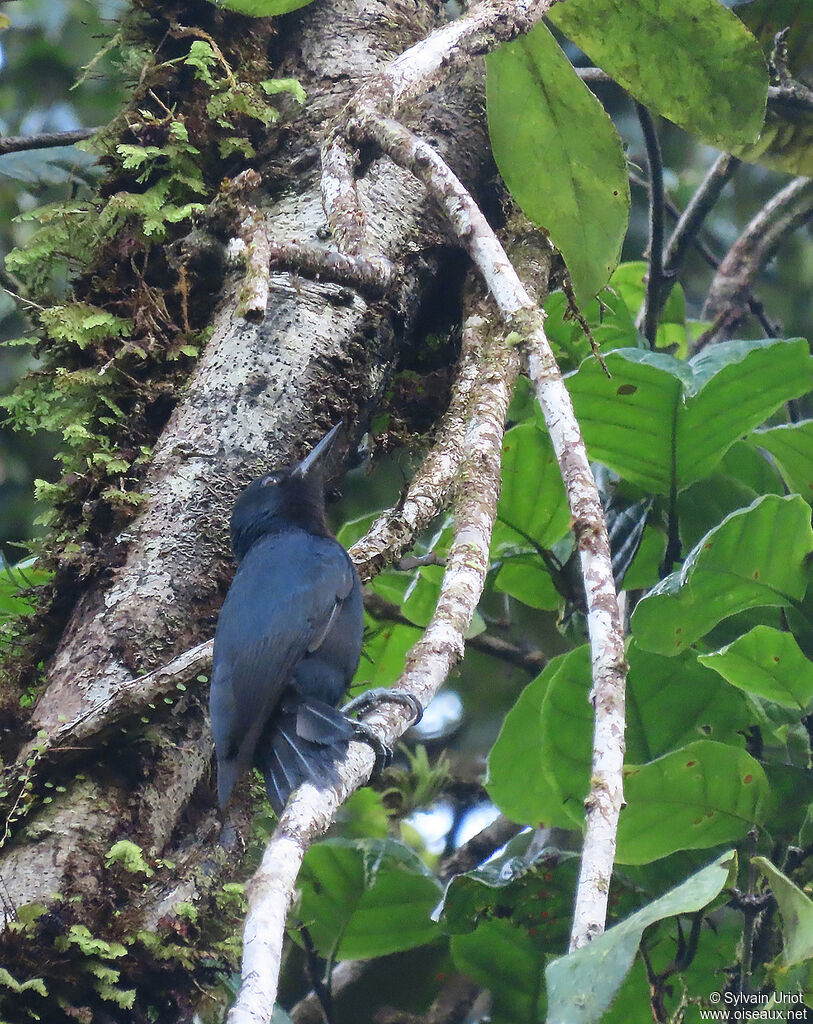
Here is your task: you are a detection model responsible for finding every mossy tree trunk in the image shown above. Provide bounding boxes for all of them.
[0,1,493,1019]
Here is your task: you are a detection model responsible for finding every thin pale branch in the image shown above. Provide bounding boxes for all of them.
[321,0,561,242]
[352,112,627,950]
[227,315,518,1023]
[348,329,481,582]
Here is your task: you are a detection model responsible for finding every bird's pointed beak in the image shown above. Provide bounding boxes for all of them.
[291,423,343,478]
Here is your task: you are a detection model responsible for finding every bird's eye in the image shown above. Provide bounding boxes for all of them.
[261,474,281,487]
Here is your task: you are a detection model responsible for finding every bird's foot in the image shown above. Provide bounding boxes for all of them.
[349,719,393,775]
[343,687,423,726]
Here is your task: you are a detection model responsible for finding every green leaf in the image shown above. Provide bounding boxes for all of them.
[549,0,768,147]
[748,421,813,503]
[490,643,755,832]
[216,0,316,14]
[494,555,561,610]
[496,423,570,550]
[486,22,629,303]
[624,646,754,762]
[545,852,736,1024]
[566,339,813,495]
[297,838,441,960]
[486,654,577,829]
[618,742,769,864]
[752,857,813,967]
[437,830,578,941]
[631,495,813,656]
[352,618,422,690]
[699,626,813,712]
[451,918,546,1024]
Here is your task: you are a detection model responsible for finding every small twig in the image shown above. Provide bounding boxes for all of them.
[0,127,98,155]
[769,27,792,84]
[169,24,237,87]
[629,171,778,337]
[298,925,334,1024]
[235,211,271,321]
[661,153,741,307]
[393,553,446,570]
[634,103,665,347]
[700,176,813,347]
[575,64,813,115]
[266,238,395,298]
[439,815,522,881]
[290,961,366,1024]
[363,591,546,673]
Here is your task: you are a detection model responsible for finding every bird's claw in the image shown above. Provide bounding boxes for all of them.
[343,687,423,726]
[349,719,393,775]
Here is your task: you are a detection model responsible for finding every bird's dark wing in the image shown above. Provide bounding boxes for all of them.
[210,531,356,806]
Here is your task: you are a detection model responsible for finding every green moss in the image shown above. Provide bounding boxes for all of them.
[105,840,154,877]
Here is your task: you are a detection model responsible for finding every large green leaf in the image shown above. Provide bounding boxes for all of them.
[297,838,441,960]
[550,0,767,147]
[566,339,813,495]
[753,857,813,968]
[631,495,813,656]
[488,644,754,831]
[486,654,576,829]
[748,421,813,503]
[451,918,546,1024]
[486,22,629,303]
[496,423,570,550]
[545,852,736,1024]
[699,626,813,712]
[618,742,769,864]
[494,554,561,610]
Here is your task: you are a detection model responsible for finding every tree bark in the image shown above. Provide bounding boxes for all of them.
[0,0,493,1017]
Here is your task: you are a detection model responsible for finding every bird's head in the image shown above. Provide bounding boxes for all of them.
[230,423,342,560]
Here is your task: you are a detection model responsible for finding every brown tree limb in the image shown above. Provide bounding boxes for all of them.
[634,103,665,347]
[699,176,813,346]
[0,127,98,155]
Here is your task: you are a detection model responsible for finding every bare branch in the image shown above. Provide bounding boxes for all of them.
[662,153,740,299]
[0,127,98,155]
[629,170,778,338]
[634,103,665,347]
[347,113,627,948]
[439,815,522,881]
[290,961,366,1024]
[363,591,546,673]
[700,176,813,346]
[227,314,517,1024]
[575,65,813,115]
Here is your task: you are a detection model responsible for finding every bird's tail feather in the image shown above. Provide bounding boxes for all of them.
[255,699,353,814]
